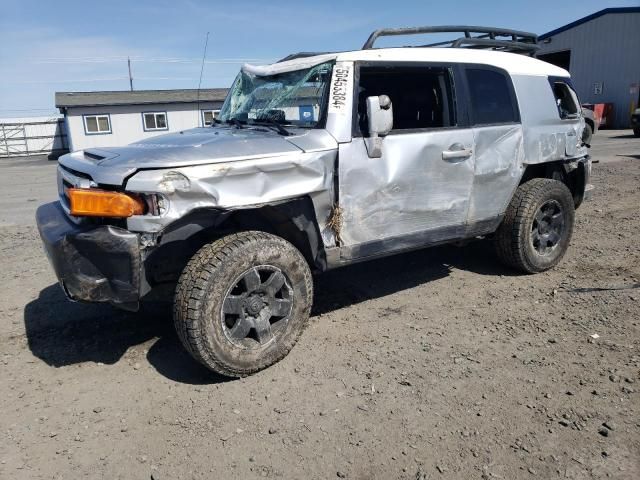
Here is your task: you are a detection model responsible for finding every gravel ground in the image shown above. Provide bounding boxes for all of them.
[0,131,638,479]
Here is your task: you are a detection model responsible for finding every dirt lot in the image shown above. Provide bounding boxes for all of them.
[1,131,639,479]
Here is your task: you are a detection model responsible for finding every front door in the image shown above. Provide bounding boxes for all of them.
[338,63,475,259]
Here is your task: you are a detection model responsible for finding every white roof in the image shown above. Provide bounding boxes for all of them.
[243,47,569,78]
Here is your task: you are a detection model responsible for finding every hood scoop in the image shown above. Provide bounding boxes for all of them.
[83,148,117,163]
[84,151,104,161]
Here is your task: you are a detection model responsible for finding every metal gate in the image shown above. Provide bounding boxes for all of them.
[0,118,68,158]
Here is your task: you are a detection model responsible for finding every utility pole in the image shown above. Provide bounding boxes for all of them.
[128,57,134,91]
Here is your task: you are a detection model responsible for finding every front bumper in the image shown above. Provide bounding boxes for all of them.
[36,202,142,311]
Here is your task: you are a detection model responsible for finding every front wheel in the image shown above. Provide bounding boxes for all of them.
[494,178,575,273]
[634,127,640,138]
[173,231,313,377]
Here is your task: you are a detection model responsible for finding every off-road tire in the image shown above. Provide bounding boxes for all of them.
[494,178,575,274]
[174,231,313,377]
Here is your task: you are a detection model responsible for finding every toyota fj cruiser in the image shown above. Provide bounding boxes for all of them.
[37,26,592,377]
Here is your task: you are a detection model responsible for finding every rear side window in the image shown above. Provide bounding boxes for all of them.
[466,68,518,125]
[550,79,579,119]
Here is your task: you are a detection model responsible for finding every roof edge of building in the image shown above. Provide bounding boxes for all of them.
[539,7,640,40]
[55,99,226,108]
[56,88,226,95]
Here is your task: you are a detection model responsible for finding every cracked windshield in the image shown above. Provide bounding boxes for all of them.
[218,61,333,128]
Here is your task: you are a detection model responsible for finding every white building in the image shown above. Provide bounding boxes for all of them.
[55,89,228,151]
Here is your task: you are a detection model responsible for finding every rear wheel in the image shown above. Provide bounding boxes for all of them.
[174,231,313,377]
[494,178,575,273]
[634,127,640,138]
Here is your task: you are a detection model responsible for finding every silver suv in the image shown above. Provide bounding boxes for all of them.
[37,26,592,377]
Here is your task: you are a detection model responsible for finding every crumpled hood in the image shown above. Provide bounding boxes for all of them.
[59,126,336,186]
[99,127,303,167]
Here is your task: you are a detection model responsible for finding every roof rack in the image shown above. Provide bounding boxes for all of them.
[362,25,539,55]
[277,52,332,63]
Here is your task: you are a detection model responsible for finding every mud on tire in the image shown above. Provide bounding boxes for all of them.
[173,231,313,377]
[494,178,575,274]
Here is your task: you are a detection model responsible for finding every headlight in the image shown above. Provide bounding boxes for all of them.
[67,188,146,218]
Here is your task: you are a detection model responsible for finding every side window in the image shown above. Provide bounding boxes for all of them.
[550,80,579,119]
[466,68,518,125]
[83,114,111,135]
[357,65,456,134]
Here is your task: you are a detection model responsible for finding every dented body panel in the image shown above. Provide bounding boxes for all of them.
[512,74,587,163]
[468,124,525,223]
[338,129,475,248]
[125,144,337,241]
[60,127,320,185]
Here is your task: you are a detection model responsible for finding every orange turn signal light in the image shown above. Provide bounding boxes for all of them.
[67,188,146,218]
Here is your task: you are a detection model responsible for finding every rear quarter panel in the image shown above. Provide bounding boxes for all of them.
[511,74,587,164]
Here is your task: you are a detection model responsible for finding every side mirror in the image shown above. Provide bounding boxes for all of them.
[365,95,393,158]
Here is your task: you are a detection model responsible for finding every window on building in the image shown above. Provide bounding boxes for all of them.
[550,80,580,119]
[466,68,519,125]
[356,65,456,134]
[83,114,111,134]
[201,109,219,126]
[143,112,168,131]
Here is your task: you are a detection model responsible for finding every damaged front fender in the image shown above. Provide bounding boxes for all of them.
[124,148,338,248]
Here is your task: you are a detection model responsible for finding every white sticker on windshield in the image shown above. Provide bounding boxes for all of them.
[328,62,353,115]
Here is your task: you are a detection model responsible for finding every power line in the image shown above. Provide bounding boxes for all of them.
[31,57,275,64]
[2,77,130,84]
[1,75,235,85]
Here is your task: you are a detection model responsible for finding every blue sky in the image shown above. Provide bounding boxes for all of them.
[0,0,636,117]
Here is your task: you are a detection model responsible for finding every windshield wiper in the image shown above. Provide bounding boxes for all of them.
[227,118,245,129]
[249,120,292,136]
[218,118,244,129]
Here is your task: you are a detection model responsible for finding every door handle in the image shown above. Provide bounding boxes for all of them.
[442,143,473,161]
